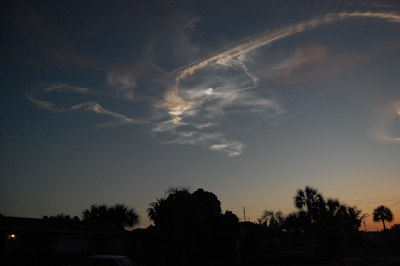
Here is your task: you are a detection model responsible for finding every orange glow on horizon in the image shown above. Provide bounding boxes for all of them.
[363,216,399,232]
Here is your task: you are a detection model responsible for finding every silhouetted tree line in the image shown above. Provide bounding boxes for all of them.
[82,204,140,229]
[43,213,80,223]
[277,186,368,259]
[43,203,140,230]
[43,186,396,265]
[253,186,397,260]
[288,186,368,240]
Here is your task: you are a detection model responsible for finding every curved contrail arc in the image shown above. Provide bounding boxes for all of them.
[162,11,400,121]
[176,11,400,82]
[28,10,400,156]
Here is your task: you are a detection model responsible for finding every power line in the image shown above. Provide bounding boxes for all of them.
[226,196,399,211]
[343,196,399,203]
[388,200,400,208]
[225,196,400,223]
[346,199,400,206]
[228,204,293,210]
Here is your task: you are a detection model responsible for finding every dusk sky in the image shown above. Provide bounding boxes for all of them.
[1,0,400,230]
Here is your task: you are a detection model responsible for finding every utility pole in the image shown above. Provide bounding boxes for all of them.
[243,207,246,222]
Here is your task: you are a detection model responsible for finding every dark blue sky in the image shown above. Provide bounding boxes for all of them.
[1,0,400,229]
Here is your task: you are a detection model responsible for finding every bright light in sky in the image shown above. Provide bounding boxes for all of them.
[1,0,399,230]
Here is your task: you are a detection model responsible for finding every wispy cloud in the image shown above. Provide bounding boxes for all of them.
[27,10,400,156]
[270,46,327,76]
[42,82,93,94]
[172,11,400,82]
[151,50,286,156]
[154,11,400,155]
[151,122,245,157]
[26,93,57,111]
[27,83,144,126]
[372,101,400,143]
[107,72,137,101]
[70,102,140,125]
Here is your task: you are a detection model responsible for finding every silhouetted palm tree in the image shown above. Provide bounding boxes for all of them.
[109,203,140,228]
[147,198,165,225]
[82,204,108,224]
[283,212,302,234]
[326,199,341,215]
[260,210,284,228]
[294,186,324,212]
[373,205,394,230]
[323,199,346,230]
[294,186,325,226]
[82,204,140,228]
[346,206,367,231]
[43,213,80,222]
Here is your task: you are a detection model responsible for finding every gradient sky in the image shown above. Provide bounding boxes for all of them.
[1,0,400,230]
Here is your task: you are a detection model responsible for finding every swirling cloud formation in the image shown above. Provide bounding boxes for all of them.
[28,10,400,156]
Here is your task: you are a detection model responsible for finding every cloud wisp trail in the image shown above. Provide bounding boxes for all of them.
[41,82,93,94]
[27,83,145,126]
[28,10,400,155]
[166,11,400,108]
[372,101,400,143]
[159,11,400,154]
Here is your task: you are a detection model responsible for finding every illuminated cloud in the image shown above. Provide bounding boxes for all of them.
[27,10,400,156]
[163,11,400,121]
[372,102,400,143]
[172,11,400,85]
[151,123,246,157]
[26,93,57,111]
[397,102,400,116]
[70,102,139,125]
[157,10,400,154]
[270,46,327,76]
[209,141,245,157]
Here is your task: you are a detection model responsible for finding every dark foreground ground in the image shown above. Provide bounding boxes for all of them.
[236,247,400,266]
[1,247,400,266]
[339,247,400,266]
